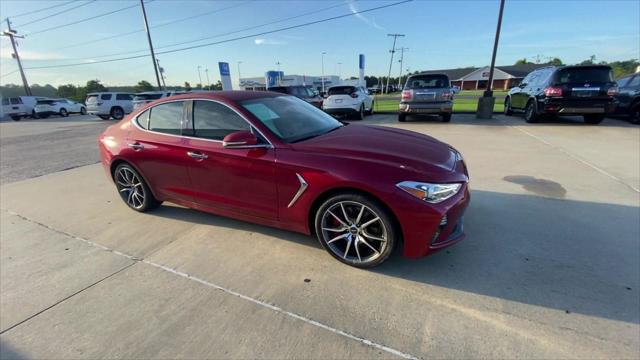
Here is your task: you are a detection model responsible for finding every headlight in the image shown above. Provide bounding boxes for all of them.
[396,181,462,204]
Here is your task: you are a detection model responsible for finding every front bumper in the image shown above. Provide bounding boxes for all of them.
[399,101,453,114]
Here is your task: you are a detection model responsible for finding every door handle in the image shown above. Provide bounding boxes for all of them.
[127,142,144,150]
[187,151,208,160]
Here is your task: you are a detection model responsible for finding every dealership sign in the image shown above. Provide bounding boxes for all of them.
[218,62,232,90]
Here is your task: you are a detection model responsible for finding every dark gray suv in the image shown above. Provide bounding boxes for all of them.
[399,73,453,122]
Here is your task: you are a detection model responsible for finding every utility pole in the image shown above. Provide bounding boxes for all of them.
[396,47,408,89]
[156,58,166,89]
[2,18,31,96]
[205,68,210,88]
[385,33,404,94]
[477,0,505,119]
[276,61,282,85]
[197,66,202,89]
[321,52,326,94]
[237,61,242,88]
[139,0,162,90]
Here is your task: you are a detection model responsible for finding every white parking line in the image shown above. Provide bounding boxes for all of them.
[4,209,420,360]
[509,125,640,193]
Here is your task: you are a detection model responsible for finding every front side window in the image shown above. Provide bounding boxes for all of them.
[240,96,342,143]
[148,101,184,135]
[192,100,250,140]
[101,94,112,100]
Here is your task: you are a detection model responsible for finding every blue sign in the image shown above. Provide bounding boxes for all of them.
[218,62,230,76]
[359,54,365,70]
[265,70,284,89]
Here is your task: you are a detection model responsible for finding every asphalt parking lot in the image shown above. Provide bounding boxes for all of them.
[1,113,638,359]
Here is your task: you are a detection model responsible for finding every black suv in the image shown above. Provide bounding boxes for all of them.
[504,65,618,124]
[613,73,639,124]
[267,85,323,108]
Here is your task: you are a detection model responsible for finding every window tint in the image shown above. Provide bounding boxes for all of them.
[406,75,450,89]
[192,100,249,140]
[116,94,132,100]
[2,98,9,105]
[136,109,150,129]
[10,98,22,104]
[328,86,356,95]
[617,76,632,87]
[101,94,112,100]
[557,67,613,84]
[149,101,184,135]
[626,75,640,88]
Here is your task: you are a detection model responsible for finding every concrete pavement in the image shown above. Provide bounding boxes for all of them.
[1,113,638,359]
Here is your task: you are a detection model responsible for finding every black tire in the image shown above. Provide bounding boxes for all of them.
[354,104,365,120]
[111,106,125,120]
[31,110,39,119]
[628,105,639,125]
[314,193,396,268]
[59,108,68,117]
[366,101,374,115]
[80,107,87,115]
[583,114,604,125]
[441,113,452,122]
[524,100,538,123]
[98,115,111,120]
[398,113,407,122]
[39,114,50,119]
[10,115,21,121]
[113,163,161,212]
[504,97,513,115]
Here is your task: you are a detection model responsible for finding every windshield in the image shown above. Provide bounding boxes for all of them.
[240,96,343,143]
[328,86,356,95]
[36,100,55,105]
[406,75,450,89]
[557,67,613,84]
[85,95,98,104]
[133,93,163,101]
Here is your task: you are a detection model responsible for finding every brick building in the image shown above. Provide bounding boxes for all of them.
[419,64,547,90]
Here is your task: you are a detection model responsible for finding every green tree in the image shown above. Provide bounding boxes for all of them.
[184,82,192,91]
[57,84,78,100]
[546,57,563,66]
[85,79,107,93]
[134,80,154,92]
[579,55,597,65]
[211,80,222,90]
[515,58,533,65]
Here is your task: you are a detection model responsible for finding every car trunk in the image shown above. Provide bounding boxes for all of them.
[35,100,55,112]
[326,86,357,106]
[403,75,450,103]
[553,66,615,101]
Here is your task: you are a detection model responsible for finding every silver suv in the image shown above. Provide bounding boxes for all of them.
[399,73,453,122]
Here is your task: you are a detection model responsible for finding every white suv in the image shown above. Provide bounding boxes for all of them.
[322,85,374,120]
[85,92,134,120]
[34,98,86,118]
[1,97,29,121]
[132,91,186,111]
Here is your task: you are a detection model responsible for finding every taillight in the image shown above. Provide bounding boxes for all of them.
[401,90,413,101]
[544,86,563,97]
[442,91,452,100]
[607,87,619,96]
[350,92,358,98]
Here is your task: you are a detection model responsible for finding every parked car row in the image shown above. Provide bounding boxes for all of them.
[1,96,86,120]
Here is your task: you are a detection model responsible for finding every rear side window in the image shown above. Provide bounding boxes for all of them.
[557,67,613,84]
[328,86,356,95]
[116,94,133,100]
[1,98,8,105]
[136,109,150,129]
[36,100,54,105]
[192,100,249,140]
[101,94,112,100]
[406,75,450,89]
[86,95,98,103]
[10,98,23,104]
[133,94,162,101]
[149,101,184,135]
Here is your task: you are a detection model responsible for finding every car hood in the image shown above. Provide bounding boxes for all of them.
[292,124,457,174]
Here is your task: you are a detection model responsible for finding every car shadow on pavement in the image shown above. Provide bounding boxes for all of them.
[374,190,640,324]
[0,340,28,360]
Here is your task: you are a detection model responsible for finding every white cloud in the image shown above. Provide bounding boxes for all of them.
[348,1,385,31]
[0,46,66,61]
[254,38,287,45]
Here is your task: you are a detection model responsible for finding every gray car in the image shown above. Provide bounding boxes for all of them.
[399,73,453,122]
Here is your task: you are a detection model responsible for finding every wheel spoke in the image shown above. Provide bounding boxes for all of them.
[127,189,135,205]
[354,238,362,262]
[119,187,131,193]
[361,230,386,242]
[327,233,348,244]
[340,202,351,224]
[343,236,352,259]
[360,216,380,229]
[355,204,365,224]
[322,226,347,233]
[116,180,129,187]
[358,235,380,255]
[327,210,348,227]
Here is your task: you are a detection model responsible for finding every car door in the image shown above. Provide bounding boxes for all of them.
[513,72,536,109]
[184,99,278,220]
[124,101,195,202]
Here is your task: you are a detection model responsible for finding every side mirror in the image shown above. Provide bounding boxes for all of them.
[223,130,258,148]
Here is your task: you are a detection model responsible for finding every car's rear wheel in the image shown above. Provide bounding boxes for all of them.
[80,107,87,115]
[504,97,513,115]
[10,115,21,121]
[59,108,68,117]
[441,113,452,122]
[354,104,365,120]
[366,101,374,115]
[629,105,639,125]
[98,115,111,120]
[31,110,38,119]
[315,194,396,268]
[398,113,406,122]
[111,107,125,120]
[583,114,604,125]
[114,164,161,212]
[524,100,538,123]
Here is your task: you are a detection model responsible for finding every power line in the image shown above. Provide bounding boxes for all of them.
[42,1,352,63]
[14,1,97,28]
[24,2,151,37]
[23,0,412,71]
[2,0,77,19]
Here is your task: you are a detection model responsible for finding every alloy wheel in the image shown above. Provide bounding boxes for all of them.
[115,167,146,209]
[320,201,388,264]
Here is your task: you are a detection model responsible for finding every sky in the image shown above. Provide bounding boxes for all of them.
[0,0,638,88]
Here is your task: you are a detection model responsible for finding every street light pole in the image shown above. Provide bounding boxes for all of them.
[276,61,282,85]
[205,68,210,88]
[476,0,505,119]
[397,47,408,89]
[139,0,162,90]
[385,33,404,94]
[2,18,32,96]
[321,52,326,94]
[237,61,242,88]
[197,66,203,89]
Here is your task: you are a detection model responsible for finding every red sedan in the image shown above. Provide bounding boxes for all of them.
[98,91,469,267]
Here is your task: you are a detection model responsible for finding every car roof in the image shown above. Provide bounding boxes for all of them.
[164,90,282,102]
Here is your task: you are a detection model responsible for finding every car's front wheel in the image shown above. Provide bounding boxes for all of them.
[98,115,111,120]
[524,100,538,123]
[504,97,513,115]
[111,107,125,120]
[10,115,21,121]
[366,101,374,115]
[628,105,639,125]
[114,164,161,212]
[314,194,396,268]
[59,108,68,117]
[80,107,87,115]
